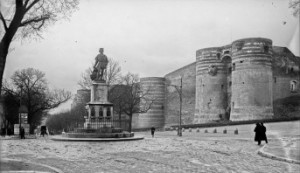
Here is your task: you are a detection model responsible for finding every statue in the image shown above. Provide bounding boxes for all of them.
[91,48,108,81]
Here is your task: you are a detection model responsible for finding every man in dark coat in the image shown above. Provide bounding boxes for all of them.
[260,122,268,144]
[20,126,25,139]
[254,123,262,145]
[151,127,155,138]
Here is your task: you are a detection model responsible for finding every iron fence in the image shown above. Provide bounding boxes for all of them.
[72,118,131,132]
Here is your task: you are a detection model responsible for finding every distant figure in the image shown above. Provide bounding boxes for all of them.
[260,122,268,144]
[91,48,108,81]
[40,126,48,137]
[254,123,262,145]
[20,126,25,139]
[34,128,38,138]
[151,127,156,138]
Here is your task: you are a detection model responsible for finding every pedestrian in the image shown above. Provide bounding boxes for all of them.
[41,126,47,137]
[34,128,38,138]
[151,126,155,138]
[260,122,268,144]
[20,126,25,139]
[254,123,262,145]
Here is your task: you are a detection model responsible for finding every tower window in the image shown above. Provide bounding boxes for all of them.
[236,42,244,51]
[216,53,221,59]
[290,80,298,93]
[274,77,277,83]
[229,81,232,86]
[221,84,224,89]
[228,67,232,73]
[224,50,230,54]
[264,45,269,53]
[232,63,235,71]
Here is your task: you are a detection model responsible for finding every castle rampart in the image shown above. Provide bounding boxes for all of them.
[230,38,274,121]
[137,77,166,128]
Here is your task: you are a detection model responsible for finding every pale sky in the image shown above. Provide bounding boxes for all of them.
[3,0,299,113]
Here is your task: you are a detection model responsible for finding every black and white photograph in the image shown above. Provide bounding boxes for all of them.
[0,0,299,172]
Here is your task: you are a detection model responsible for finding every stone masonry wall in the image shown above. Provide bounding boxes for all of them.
[164,62,196,126]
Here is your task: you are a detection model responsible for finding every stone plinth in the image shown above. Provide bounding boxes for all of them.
[85,81,114,129]
[91,82,109,103]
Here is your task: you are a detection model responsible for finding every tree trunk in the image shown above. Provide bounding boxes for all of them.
[0,4,25,92]
[118,112,121,127]
[129,114,132,132]
[0,35,10,92]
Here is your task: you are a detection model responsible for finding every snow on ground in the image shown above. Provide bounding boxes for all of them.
[1,121,300,173]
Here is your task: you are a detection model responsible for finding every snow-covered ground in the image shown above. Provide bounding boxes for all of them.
[1,121,299,173]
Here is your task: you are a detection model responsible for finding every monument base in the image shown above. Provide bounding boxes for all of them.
[14,124,30,135]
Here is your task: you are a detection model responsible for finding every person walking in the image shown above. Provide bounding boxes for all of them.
[254,123,262,145]
[151,127,156,138]
[20,126,25,139]
[260,122,268,144]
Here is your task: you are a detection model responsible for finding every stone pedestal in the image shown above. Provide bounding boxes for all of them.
[14,124,30,135]
[84,81,114,129]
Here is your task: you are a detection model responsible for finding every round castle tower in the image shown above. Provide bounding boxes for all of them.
[138,77,165,128]
[194,47,228,123]
[230,38,274,120]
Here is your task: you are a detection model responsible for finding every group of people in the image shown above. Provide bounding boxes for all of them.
[254,122,268,145]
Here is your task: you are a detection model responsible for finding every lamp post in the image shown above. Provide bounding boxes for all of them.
[19,86,22,138]
[19,105,28,138]
[168,77,183,136]
[18,86,28,138]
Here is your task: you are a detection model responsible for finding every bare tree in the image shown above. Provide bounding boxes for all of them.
[78,57,121,89]
[77,67,92,90]
[289,0,300,17]
[2,68,72,132]
[0,0,79,92]
[110,73,155,132]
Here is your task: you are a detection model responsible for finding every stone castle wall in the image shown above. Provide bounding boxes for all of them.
[137,77,166,128]
[230,38,274,121]
[194,47,229,123]
[164,62,196,126]
[163,37,298,127]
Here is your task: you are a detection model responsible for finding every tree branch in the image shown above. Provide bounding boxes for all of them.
[25,0,40,13]
[0,11,8,31]
[20,15,50,27]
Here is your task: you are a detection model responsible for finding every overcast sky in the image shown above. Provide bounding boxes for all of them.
[3,0,299,113]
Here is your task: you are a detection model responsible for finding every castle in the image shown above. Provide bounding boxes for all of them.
[73,37,300,129]
[136,37,300,128]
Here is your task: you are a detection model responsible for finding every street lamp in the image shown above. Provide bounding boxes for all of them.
[19,105,28,137]
[167,77,183,137]
[18,86,28,138]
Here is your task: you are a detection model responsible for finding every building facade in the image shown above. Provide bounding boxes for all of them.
[138,37,300,128]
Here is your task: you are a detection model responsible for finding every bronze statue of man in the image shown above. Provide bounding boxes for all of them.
[91,48,108,81]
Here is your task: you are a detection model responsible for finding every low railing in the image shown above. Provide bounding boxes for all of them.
[73,118,131,132]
